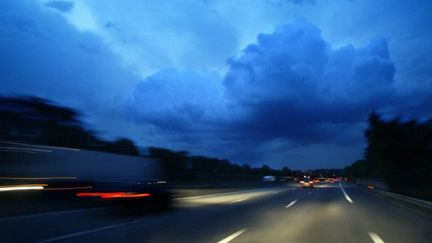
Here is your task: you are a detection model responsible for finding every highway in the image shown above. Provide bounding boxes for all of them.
[0,183,431,243]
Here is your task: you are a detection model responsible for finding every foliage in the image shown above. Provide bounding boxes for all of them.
[103,138,139,156]
[148,147,296,180]
[345,112,432,200]
[0,96,139,156]
[0,95,297,179]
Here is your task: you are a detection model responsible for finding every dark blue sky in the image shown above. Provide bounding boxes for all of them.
[1,0,431,169]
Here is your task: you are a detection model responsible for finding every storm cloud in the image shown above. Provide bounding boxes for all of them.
[127,21,398,167]
[129,69,226,132]
[223,21,395,143]
[0,0,137,133]
[2,0,431,169]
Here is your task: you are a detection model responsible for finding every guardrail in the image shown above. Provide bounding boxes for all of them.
[372,189,432,210]
[355,178,432,212]
[355,178,389,190]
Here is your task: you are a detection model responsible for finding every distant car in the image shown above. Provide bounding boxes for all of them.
[263,175,276,182]
[300,176,314,188]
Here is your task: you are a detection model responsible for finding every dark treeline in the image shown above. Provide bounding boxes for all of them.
[345,112,432,200]
[308,169,344,178]
[147,147,297,181]
[0,96,294,180]
[0,96,138,155]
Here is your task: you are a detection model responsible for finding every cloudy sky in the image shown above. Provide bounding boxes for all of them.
[1,0,431,169]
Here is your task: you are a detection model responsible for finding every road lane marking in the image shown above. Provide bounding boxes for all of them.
[0,148,37,154]
[0,146,52,153]
[0,177,77,180]
[229,198,247,204]
[285,199,297,208]
[218,229,247,243]
[339,183,354,203]
[0,140,81,151]
[0,207,106,222]
[368,232,385,243]
[39,218,150,242]
[176,188,286,206]
[176,188,274,200]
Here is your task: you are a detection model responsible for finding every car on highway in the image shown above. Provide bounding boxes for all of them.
[299,176,314,188]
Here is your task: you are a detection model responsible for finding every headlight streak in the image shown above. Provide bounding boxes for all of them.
[0,184,47,192]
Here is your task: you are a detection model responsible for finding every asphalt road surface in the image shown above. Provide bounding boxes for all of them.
[1,183,431,243]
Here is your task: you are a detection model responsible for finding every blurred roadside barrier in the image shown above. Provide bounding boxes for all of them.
[372,189,432,210]
[355,178,389,190]
[355,178,432,214]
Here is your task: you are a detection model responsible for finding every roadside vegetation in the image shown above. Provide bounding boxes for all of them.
[345,112,432,200]
[0,95,298,182]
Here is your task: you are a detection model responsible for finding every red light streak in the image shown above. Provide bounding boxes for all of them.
[76,192,151,199]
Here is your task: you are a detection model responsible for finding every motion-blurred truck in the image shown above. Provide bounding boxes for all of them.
[0,141,171,209]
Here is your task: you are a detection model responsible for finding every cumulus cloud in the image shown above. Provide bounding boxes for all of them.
[124,20,397,168]
[128,69,226,132]
[223,20,395,143]
[3,0,430,169]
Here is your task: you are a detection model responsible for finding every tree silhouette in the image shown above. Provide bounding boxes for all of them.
[104,138,139,156]
[0,96,139,156]
[1,95,298,180]
[346,112,432,200]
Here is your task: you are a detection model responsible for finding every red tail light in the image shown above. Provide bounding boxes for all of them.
[76,192,151,199]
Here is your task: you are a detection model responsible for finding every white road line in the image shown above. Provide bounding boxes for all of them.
[285,199,297,208]
[0,146,52,153]
[0,140,80,151]
[217,229,247,243]
[39,218,148,242]
[339,183,354,203]
[0,207,106,222]
[368,232,385,243]
[0,148,38,154]
[229,198,247,204]
[176,188,270,200]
